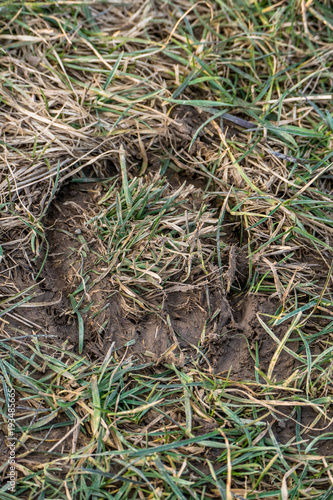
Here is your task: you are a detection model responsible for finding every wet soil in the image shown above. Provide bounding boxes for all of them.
[2,174,297,380]
[0,151,329,463]
[38,178,296,381]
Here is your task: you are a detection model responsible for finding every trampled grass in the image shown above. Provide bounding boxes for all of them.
[0,0,333,498]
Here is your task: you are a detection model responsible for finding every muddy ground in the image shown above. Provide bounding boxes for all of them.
[39,178,291,377]
[2,168,331,464]
[0,186,331,500]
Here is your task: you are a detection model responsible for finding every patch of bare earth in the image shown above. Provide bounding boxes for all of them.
[40,177,298,383]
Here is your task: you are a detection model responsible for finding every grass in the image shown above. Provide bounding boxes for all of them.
[72,171,222,312]
[1,340,333,499]
[0,0,333,498]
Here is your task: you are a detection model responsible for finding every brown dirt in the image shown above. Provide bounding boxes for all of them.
[42,179,220,362]
[209,294,298,381]
[5,176,293,392]
[1,170,318,462]
[5,175,299,379]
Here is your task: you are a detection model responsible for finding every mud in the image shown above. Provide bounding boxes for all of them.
[33,177,298,386]
[2,170,323,460]
[4,176,298,377]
